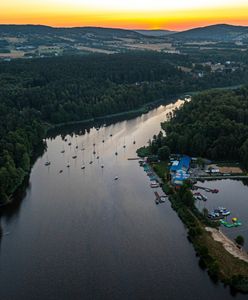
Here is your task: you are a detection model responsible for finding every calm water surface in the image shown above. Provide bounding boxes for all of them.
[196,179,248,250]
[0,100,247,300]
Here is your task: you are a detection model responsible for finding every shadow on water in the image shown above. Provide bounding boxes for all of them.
[0,177,31,222]
[47,111,143,140]
[0,141,45,222]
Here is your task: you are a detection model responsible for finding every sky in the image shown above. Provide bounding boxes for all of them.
[1,0,248,30]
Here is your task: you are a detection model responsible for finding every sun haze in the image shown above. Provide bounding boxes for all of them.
[1,0,248,30]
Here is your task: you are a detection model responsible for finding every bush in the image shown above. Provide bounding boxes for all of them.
[136,146,151,157]
[235,235,245,246]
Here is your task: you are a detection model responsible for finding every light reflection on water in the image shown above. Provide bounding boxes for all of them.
[0,99,247,300]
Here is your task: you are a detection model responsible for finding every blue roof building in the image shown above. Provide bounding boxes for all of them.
[170,155,191,173]
[170,156,191,186]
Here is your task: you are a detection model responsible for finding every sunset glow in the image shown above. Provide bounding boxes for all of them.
[1,0,248,30]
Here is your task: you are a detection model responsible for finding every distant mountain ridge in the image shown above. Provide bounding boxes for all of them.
[0,24,143,39]
[171,24,248,41]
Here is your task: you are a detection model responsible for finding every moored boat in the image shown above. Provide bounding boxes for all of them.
[150,181,159,188]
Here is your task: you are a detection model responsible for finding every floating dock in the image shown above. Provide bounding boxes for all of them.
[220,219,242,228]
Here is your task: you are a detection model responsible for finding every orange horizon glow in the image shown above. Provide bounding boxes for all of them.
[1,1,248,31]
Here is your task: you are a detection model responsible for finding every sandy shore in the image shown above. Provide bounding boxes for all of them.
[206,227,248,263]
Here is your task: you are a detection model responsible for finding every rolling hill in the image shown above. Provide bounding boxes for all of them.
[171,24,248,41]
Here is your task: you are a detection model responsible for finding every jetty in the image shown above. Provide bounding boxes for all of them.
[194,185,219,193]
[191,175,248,180]
[127,157,140,160]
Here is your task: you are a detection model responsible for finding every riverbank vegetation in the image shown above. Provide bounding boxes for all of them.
[137,86,248,292]
[140,153,248,292]
[1,52,248,205]
[161,86,248,168]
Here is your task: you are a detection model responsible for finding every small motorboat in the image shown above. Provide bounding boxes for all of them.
[81,165,85,170]
[110,134,113,137]
[93,151,96,155]
[59,170,63,173]
[96,156,100,159]
[72,155,77,159]
[150,181,159,188]
[67,164,70,168]
[212,189,219,193]
[45,161,51,166]
[68,142,72,146]
[102,140,105,143]
[61,150,65,154]
[133,141,136,144]
[101,165,104,168]
[115,152,118,156]
[89,161,93,164]
[114,176,118,180]
[159,195,167,203]
[216,207,231,216]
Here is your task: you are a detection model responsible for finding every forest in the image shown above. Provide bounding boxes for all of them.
[158,87,248,167]
[1,51,248,204]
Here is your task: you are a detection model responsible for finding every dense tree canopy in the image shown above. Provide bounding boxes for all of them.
[161,87,248,166]
[0,52,248,204]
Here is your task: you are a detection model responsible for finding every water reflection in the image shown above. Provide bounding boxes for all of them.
[0,99,247,300]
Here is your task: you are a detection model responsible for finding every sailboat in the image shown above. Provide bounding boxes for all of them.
[101,157,104,168]
[45,154,51,166]
[61,144,65,153]
[123,137,126,148]
[81,147,85,169]
[115,144,118,156]
[133,136,136,144]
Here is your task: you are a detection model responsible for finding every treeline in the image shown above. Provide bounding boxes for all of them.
[1,52,248,204]
[161,86,248,167]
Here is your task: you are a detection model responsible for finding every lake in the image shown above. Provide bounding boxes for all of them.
[0,100,246,300]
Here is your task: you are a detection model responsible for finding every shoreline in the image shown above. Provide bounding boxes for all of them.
[1,83,243,208]
[1,94,180,209]
[46,96,177,133]
[147,159,248,293]
[206,227,248,263]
